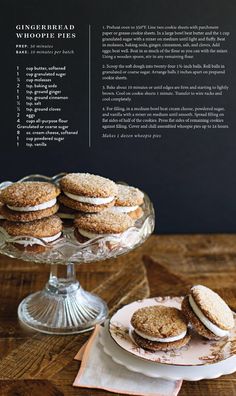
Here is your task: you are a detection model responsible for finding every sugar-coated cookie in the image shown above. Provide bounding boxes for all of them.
[110,184,144,220]
[131,305,190,351]
[0,182,60,222]
[2,215,62,252]
[59,173,117,213]
[74,210,134,242]
[181,285,234,340]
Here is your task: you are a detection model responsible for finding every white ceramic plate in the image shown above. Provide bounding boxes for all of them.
[100,322,236,381]
[109,297,236,366]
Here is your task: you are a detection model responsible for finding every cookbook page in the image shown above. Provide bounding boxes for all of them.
[1,0,236,232]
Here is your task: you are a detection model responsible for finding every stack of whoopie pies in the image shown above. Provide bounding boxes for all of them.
[131,285,235,352]
[58,173,144,243]
[0,182,62,252]
[0,172,145,251]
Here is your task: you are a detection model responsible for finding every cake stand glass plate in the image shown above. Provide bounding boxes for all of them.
[100,322,236,381]
[109,297,236,366]
[0,174,155,335]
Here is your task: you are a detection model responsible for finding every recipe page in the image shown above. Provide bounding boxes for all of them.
[1,0,236,232]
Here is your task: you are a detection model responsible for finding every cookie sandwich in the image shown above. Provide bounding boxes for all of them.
[131,305,191,351]
[74,211,134,243]
[1,215,62,252]
[110,184,144,220]
[182,285,234,340]
[59,173,117,213]
[0,182,60,222]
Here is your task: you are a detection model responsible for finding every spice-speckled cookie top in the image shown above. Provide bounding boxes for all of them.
[74,211,134,234]
[0,182,60,207]
[115,184,144,207]
[190,285,234,330]
[2,215,62,238]
[60,173,117,198]
[131,306,188,338]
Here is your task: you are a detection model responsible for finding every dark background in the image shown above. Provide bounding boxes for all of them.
[2,0,236,233]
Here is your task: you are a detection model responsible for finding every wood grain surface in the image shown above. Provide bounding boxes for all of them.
[0,234,236,395]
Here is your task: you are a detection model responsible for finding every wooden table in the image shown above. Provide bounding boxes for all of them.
[0,234,236,395]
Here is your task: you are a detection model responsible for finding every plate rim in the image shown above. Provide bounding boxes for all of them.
[101,323,236,381]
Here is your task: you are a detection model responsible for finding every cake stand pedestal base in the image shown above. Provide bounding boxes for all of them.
[17,263,108,335]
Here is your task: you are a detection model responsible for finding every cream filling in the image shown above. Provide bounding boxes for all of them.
[189,295,229,337]
[58,212,75,220]
[7,198,57,212]
[64,191,114,205]
[14,231,62,246]
[0,215,5,220]
[134,328,187,343]
[111,205,139,214]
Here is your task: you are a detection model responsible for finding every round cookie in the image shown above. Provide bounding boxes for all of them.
[2,215,62,252]
[59,173,117,213]
[182,296,218,340]
[0,182,60,222]
[0,182,60,207]
[116,184,144,206]
[181,285,234,340]
[74,211,134,242]
[110,184,144,220]
[60,173,117,197]
[131,305,190,351]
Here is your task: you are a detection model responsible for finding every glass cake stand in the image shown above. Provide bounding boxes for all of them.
[0,174,155,335]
